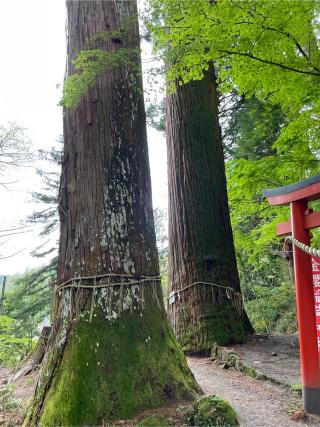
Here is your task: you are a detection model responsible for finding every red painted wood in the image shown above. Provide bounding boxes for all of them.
[267,181,320,206]
[276,211,320,236]
[291,200,320,388]
[276,220,291,236]
[305,211,320,230]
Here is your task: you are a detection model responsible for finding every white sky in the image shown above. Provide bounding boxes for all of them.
[0,0,167,275]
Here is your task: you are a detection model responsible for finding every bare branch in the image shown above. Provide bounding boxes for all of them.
[0,248,26,260]
[0,123,34,178]
[0,229,33,239]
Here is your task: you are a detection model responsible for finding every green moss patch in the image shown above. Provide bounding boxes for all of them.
[185,395,239,426]
[37,303,198,426]
[291,384,302,395]
[180,303,245,354]
[136,414,173,426]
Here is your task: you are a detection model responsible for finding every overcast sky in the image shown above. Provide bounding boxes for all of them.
[0,0,167,275]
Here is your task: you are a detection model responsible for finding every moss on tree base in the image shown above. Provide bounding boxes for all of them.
[177,303,245,355]
[24,302,198,426]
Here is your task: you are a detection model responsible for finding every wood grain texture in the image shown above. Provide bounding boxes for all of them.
[166,69,251,352]
[24,3,198,425]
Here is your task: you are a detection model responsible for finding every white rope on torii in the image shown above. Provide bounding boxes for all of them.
[285,235,320,258]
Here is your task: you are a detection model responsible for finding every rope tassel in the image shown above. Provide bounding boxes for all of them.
[89,276,97,322]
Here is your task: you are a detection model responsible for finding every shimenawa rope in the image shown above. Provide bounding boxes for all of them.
[167,281,243,317]
[285,235,320,258]
[55,272,161,293]
[55,273,243,318]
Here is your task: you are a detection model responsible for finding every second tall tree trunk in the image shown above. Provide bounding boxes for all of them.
[167,70,253,353]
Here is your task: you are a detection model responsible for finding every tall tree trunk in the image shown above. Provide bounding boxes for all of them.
[24,2,197,425]
[166,69,253,354]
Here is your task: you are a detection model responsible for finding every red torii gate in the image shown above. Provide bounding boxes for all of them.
[263,175,320,415]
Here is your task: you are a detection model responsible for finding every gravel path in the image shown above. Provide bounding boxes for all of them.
[1,358,320,426]
[232,334,301,386]
[188,357,320,427]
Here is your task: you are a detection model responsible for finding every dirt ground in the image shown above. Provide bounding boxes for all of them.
[0,367,37,426]
[188,357,320,427]
[1,335,320,426]
[231,334,301,386]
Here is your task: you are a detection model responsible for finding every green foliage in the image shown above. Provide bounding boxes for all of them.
[0,315,31,367]
[28,146,60,253]
[61,48,139,108]
[0,267,54,367]
[4,146,60,367]
[244,282,296,334]
[149,0,320,94]
[146,100,166,132]
[222,96,317,333]
[60,21,142,109]
[6,267,54,329]
[0,147,58,369]
[59,14,148,109]
[185,395,239,426]
[291,384,302,394]
[224,97,284,160]
[148,0,320,191]
[0,384,21,412]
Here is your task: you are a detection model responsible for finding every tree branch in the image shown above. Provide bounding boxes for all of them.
[0,248,25,260]
[259,25,320,74]
[218,49,320,76]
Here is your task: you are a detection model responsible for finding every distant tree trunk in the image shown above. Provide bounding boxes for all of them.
[166,69,253,353]
[24,1,197,425]
[0,276,6,313]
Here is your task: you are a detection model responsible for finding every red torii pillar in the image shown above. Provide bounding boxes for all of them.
[263,175,320,415]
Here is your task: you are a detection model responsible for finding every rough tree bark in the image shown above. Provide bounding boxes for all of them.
[166,69,254,353]
[24,1,197,425]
